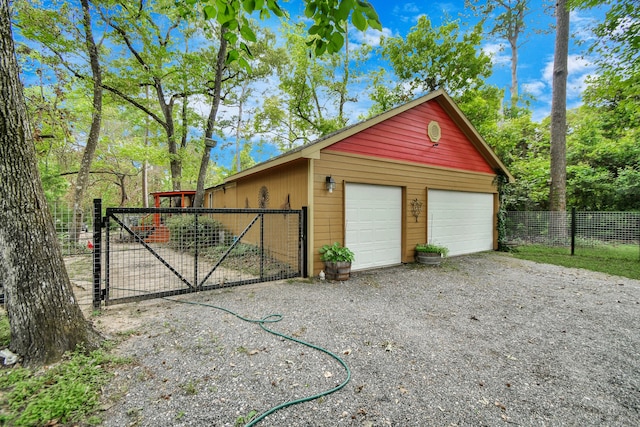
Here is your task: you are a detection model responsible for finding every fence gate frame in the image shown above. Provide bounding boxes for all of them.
[92,199,307,308]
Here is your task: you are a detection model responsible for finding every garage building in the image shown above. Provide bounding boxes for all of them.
[205,89,513,276]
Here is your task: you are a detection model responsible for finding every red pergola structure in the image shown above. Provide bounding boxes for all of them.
[150,190,196,229]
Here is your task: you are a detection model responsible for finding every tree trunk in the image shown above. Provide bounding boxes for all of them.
[550,0,569,213]
[194,28,227,207]
[142,86,150,207]
[71,0,103,243]
[549,0,569,242]
[509,34,519,112]
[0,0,101,366]
[154,80,181,190]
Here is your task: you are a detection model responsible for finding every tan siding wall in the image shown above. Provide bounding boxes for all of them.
[206,152,499,277]
[232,160,309,210]
[204,160,310,268]
[312,151,498,275]
[205,183,236,208]
[205,160,309,210]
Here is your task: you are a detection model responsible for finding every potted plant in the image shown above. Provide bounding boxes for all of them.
[319,242,355,280]
[415,243,449,265]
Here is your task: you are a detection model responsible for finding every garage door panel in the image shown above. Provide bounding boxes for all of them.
[428,190,494,256]
[346,184,402,271]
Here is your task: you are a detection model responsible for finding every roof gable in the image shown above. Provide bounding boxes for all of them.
[327,98,494,174]
[226,89,513,182]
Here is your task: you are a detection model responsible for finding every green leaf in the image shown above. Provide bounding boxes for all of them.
[224,18,239,30]
[336,0,355,21]
[356,0,382,29]
[329,31,344,52]
[224,31,238,45]
[242,0,256,13]
[314,40,327,56]
[226,49,240,64]
[203,5,217,20]
[267,0,284,17]
[240,42,253,58]
[240,23,257,42]
[304,1,317,18]
[368,18,382,31]
[351,10,366,31]
[308,24,321,35]
[238,57,251,72]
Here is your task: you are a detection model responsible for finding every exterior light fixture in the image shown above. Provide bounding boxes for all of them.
[325,176,336,193]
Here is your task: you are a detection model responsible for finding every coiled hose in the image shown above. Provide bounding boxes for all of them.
[163,297,351,426]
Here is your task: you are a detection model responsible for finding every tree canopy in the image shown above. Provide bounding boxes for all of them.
[11,0,640,212]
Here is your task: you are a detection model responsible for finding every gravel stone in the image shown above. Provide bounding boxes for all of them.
[96,252,640,426]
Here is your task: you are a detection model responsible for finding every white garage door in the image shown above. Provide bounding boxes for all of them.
[427,190,494,256]
[346,183,402,271]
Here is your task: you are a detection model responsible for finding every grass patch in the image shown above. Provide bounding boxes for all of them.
[0,330,131,426]
[511,244,640,280]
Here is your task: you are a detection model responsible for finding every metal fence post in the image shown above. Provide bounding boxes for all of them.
[194,212,198,288]
[259,213,264,279]
[92,199,102,308]
[301,206,308,278]
[571,207,576,256]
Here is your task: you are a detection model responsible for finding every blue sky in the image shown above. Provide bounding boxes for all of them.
[281,0,604,122]
[213,0,605,168]
[15,0,605,171]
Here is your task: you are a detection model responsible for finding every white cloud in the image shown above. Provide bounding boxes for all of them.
[393,3,420,15]
[392,3,430,24]
[524,52,597,121]
[351,26,394,49]
[570,10,598,43]
[483,42,510,67]
[522,80,546,98]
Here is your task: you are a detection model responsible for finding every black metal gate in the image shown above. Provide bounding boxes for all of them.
[92,200,307,307]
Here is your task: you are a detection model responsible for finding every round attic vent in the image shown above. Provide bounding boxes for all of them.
[428,120,441,143]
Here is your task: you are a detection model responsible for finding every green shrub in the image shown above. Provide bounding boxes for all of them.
[415,243,449,256]
[319,242,355,262]
[165,215,229,252]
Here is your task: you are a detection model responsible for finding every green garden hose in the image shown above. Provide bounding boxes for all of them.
[163,297,351,426]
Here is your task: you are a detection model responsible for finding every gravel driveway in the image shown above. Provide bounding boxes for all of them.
[97,252,640,426]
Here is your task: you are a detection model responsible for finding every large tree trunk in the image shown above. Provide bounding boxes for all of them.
[0,0,101,366]
[155,80,181,191]
[550,0,569,213]
[194,28,227,208]
[71,0,103,243]
[509,35,519,112]
[549,0,569,243]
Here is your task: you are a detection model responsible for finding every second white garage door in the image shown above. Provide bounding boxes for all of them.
[345,183,402,271]
[427,190,494,256]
